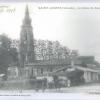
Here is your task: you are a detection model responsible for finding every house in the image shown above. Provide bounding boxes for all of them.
[47,65,100,83]
[7,59,100,84]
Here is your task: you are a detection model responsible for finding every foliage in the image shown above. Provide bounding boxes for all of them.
[81,62,87,67]
[0,34,18,75]
[34,40,70,60]
[67,69,85,86]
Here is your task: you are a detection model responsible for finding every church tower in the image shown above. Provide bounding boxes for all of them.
[19,6,35,67]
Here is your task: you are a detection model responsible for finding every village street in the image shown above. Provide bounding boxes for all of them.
[0,82,100,94]
[45,82,100,93]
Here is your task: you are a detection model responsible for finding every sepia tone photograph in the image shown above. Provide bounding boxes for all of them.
[0,1,100,96]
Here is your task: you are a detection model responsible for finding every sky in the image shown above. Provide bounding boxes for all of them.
[0,3,100,61]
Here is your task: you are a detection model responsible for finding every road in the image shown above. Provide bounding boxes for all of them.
[45,82,100,93]
[0,82,100,93]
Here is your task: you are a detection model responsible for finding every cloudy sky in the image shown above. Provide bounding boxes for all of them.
[0,3,100,61]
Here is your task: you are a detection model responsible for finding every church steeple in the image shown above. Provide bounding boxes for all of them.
[25,5,29,14]
[19,5,35,67]
[23,5,31,26]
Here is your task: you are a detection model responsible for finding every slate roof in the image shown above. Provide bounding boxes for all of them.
[25,58,83,66]
[25,59,71,66]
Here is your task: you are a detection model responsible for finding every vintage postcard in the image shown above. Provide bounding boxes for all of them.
[0,0,100,99]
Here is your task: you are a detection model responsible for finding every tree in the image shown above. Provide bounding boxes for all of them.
[53,41,60,59]
[61,46,70,59]
[34,40,70,61]
[46,41,53,60]
[9,47,19,65]
[0,34,18,77]
[52,41,70,60]
[67,69,84,86]
[81,62,87,67]
[37,40,46,60]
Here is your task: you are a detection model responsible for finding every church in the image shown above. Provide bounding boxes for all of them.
[7,6,100,88]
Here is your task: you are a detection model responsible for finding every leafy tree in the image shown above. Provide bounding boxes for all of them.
[37,40,46,60]
[0,34,18,77]
[67,69,84,86]
[47,41,53,60]
[81,62,87,67]
[34,40,70,60]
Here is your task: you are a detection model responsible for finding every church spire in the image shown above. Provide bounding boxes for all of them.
[25,5,29,18]
[19,5,35,67]
[23,5,31,26]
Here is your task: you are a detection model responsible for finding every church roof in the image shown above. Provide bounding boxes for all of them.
[25,59,72,66]
[26,55,97,66]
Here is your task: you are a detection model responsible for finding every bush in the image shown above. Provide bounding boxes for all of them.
[67,69,84,86]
